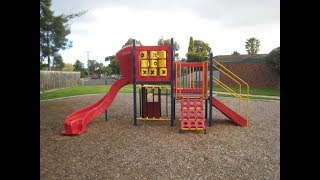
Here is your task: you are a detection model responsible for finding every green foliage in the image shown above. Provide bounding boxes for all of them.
[105,55,120,75]
[122,38,143,48]
[62,63,74,71]
[73,59,85,78]
[157,36,180,59]
[100,66,112,76]
[40,0,86,70]
[40,63,48,70]
[80,71,85,78]
[186,37,211,62]
[232,51,240,55]
[52,54,65,70]
[87,60,104,75]
[194,40,211,54]
[186,52,207,62]
[73,59,84,71]
[265,47,280,74]
[245,37,260,54]
[87,60,96,74]
[188,36,194,53]
[94,62,104,75]
[181,58,187,62]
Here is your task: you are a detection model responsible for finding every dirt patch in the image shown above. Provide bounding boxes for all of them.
[40,94,280,179]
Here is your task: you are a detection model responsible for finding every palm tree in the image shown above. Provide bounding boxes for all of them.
[245,37,260,54]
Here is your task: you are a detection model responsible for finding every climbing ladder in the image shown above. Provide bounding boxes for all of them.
[175,61,208,134]
[179,97,206,133]
[175,56,249,133]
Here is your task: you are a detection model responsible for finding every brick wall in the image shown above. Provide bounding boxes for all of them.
[219,62,280,89]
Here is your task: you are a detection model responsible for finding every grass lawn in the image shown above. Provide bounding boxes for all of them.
[213,85,280,96]
[216,94,280,101]
[40,85,133,100]
[40,84,279,101]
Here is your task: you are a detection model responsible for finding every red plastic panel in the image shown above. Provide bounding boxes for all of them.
[180,109,204,119]
[180,119,205,129]
[180,98,203,109]
[61,77,129,135]
[211,97,247,127]
[143,102,161,118]
[116,46,134,83]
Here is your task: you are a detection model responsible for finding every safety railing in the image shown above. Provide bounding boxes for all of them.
[212,59,250,125]
[175,61,209,99]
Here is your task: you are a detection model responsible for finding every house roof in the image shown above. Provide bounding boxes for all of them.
[213,54,268,63]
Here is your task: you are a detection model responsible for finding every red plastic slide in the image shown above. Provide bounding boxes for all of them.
[211,97,247,127]
[61,77,129,135]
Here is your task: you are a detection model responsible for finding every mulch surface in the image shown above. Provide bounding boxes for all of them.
[40,94,279,179]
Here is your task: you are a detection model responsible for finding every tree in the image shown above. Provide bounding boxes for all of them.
[181,58,187,62]
[100,66,111,76]
[40,0,86,70]
[94,62,104,74]
[52,54,65,70]
[194,40,211,54]
[122,38,143,48]
[186,37,212,62]
[73,59,85,78]
[62,63,74,71]
[105,55,120,74]
[73,59,84,71]
[157,36,180,59]
[186,52,208,62]
[265,47,280,74]
[245,37,260,54]
[87,60,97,75]
[40,63,48,70]
[232,51,240,55]
[87,59,105,75]
[188,36,194,53]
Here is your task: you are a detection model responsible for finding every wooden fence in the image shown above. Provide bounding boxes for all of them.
[40,71,80,92]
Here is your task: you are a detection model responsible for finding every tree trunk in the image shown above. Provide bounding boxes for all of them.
[47,56,51,71]
[47,31,51,71]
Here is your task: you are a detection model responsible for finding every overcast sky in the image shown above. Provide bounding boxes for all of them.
[51,0,280,67]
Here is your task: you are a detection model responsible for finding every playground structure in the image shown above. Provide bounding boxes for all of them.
[61,38,249,135]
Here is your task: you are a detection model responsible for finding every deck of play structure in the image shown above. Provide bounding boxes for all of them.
[61,39,250,135]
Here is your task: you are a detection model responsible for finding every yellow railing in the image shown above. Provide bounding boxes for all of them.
[175,61,209,99]
[136,85,171,89]
[212,60,250,126]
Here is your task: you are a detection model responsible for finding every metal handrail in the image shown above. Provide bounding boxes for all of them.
[212,60,250,125]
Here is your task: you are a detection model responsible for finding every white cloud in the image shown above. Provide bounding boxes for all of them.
[52,0,280,66]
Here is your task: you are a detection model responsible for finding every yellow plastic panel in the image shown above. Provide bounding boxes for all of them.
[159,68,167,76]
[140,60,149,68]
[140,51,148,60]
[149,51,158,59]
[141,68,148,76]
[149,68,157,76]
[158,59,166,67]
[158,50,166,59]
[149,60,158,67]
